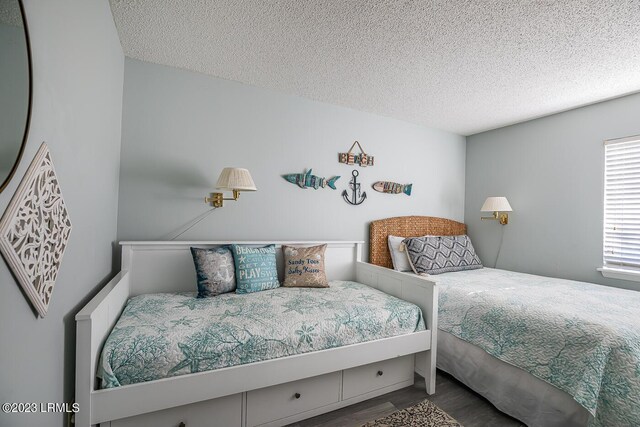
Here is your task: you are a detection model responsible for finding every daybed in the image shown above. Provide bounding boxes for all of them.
[75,241,438,427]
[370,216,640,427]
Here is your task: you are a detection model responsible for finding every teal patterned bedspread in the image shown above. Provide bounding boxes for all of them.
[437,268,640,427]
[98,281,425,389]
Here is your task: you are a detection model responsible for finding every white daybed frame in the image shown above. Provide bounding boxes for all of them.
[75,241,437,427]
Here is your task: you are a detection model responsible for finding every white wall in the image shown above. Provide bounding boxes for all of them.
[0,1,123,426]
[465,92,640,291]
[117,58,466,254]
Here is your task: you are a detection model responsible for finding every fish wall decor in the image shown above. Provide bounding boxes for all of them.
[372,181,412,196]
[282,169,340,190]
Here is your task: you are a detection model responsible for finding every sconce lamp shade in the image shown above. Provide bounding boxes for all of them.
[481,197,512,212]
[216,168,257,191]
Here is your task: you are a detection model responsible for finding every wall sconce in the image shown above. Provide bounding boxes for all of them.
[205,167,257,208]
[481,196,512,225]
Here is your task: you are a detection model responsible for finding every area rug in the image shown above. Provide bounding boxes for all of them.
[362,399,463,427]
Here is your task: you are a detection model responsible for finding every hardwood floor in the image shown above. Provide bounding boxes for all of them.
[287,370,525,427]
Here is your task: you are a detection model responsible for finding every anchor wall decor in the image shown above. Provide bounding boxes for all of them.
[342,170,367,205]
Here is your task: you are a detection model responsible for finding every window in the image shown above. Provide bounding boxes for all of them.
[602,135,640,280]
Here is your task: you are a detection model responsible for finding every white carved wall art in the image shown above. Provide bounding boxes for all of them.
[0,142,72,317]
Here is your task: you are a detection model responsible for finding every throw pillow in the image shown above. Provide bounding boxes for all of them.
[387,235,413,272]
[282,244,329,288]
[230,244,280,294]
[190,246,236,297]
[403,235,483,275]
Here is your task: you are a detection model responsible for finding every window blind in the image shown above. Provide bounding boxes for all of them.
[604,135,640,269]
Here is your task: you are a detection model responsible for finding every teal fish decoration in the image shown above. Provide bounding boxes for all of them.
[282,169,340,190]
[372,181,412,196]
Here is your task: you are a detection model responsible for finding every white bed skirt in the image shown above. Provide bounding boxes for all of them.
[437,331,591,427]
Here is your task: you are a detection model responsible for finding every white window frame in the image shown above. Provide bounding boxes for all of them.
[599,134,640,283]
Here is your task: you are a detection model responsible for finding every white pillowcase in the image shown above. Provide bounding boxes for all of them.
[387,235,412,272]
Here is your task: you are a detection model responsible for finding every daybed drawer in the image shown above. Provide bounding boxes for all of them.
[342,355,414,400]
[246,372,341,427]
[110,393,242,427]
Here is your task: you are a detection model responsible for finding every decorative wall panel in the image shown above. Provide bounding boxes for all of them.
[0,142,72,317]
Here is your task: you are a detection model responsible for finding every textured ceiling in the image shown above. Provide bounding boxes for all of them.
[110,0,640,135]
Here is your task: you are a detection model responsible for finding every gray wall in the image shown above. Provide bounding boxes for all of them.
[465,92,640,291]
[0,1,123,426]
[117,58,466,251]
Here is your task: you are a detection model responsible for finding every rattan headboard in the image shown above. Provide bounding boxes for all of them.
[369,216,467,268]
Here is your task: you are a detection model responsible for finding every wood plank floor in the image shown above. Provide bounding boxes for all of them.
[287,370,525,427]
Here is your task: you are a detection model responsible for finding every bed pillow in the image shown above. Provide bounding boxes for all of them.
[387,235,413,272]
[282,244,329,288]
[190,246,236,297]
[230,244,280,294]
[403,235,483,275]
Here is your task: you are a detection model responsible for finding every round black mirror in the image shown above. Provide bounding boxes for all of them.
[0,0,32,193]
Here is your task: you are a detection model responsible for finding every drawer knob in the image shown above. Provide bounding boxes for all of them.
[377,370,384,376]
[294,392,301,399]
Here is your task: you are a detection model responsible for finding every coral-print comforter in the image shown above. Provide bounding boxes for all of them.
[98,281,425,388]
[436,268,640,427]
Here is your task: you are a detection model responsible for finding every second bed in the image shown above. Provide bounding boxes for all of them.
[369,215,640,427]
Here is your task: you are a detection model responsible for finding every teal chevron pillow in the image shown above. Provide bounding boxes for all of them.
[230,244,280,294]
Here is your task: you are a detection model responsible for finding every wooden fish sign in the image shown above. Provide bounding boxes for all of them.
[372,181,412,196]
[338,141,374,167]
[282,169,340,190]
[343,170,367,205]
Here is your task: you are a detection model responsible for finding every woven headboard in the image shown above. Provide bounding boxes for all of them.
[369,216,467,268]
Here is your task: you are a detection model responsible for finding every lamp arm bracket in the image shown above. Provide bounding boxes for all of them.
[205,189,241,207]
[481,211,499,220]
[481,211,509,225]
